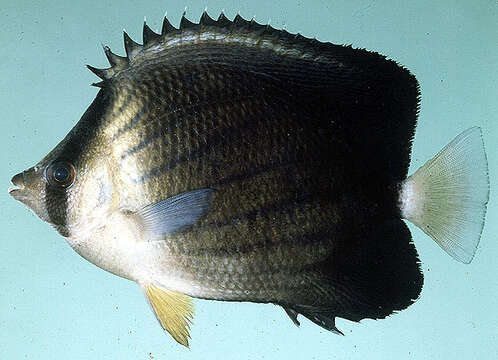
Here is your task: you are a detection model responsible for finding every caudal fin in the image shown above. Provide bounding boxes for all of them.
[399,127,489,263]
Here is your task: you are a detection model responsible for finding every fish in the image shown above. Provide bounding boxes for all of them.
[8,11,490,347]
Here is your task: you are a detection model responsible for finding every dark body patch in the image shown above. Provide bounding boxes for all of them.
[86,13,422,326]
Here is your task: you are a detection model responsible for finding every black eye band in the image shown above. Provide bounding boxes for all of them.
[46,161,76,188]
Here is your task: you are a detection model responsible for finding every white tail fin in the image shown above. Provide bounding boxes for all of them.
[399,127,489,263]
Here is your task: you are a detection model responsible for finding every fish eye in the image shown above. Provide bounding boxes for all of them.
[46,161,76,188]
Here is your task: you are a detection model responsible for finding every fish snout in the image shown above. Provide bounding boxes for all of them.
[9,171,26,194]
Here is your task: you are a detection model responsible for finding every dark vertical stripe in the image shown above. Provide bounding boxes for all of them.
[45,184,69,236]
[111,108,146,141]
[120,124,166,159]
[132,128,230,183]
[43,89,111,237]
[118,96,255,159]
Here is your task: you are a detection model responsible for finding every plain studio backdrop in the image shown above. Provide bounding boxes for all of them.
[1,1,497,359]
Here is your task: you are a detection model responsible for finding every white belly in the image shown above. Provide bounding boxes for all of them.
[66,211,146,280]
[65,209,210,299]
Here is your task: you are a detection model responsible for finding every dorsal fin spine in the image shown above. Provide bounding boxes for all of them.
[216,12,231,27]
[235,14,251,30]
[103,45,127,68]
[199,11,216,26]
[161,16,176,34]
[143,22,160,44]
[123,31,142,59]
[86,64,112,80]
[91,81,105,88]
[180,14,195,29]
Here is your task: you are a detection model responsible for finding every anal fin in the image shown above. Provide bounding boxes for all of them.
[283,305,344,335]
[279,219,423,335]
[141,284,194,347]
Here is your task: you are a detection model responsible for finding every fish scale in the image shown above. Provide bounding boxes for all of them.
[107,15,392,315]
[111,71,347,297]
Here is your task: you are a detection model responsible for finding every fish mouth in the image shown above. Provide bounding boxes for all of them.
[8,172,26,195]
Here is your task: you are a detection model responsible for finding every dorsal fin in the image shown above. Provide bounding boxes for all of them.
[88,11,296,84]
[86,11,371,86]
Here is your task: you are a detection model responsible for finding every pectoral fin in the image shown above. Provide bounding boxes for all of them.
[137,188,215,238]
[141,284,194,347]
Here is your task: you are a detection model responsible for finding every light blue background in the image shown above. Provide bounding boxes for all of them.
[1,1,497,359]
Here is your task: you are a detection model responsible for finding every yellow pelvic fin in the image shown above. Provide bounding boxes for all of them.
[142,284,194,347]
